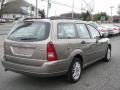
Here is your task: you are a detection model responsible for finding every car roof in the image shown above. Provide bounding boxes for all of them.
[17,18,88,24]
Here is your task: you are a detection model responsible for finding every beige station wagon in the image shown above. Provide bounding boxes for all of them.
[1,18,111,83]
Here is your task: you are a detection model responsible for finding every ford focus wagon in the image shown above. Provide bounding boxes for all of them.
[1,18,111,83]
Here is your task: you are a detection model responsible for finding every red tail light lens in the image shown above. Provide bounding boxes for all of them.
[47,42,58,61]
[113,28,118,30]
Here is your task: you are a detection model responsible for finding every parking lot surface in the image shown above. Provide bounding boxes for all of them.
[0,23,13,35]
[0,24,120,90]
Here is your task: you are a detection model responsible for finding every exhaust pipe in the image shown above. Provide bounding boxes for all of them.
[4,68,8,71]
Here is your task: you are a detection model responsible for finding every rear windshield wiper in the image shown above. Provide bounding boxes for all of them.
[20,37,38,40]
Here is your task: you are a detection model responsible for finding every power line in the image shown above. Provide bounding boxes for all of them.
[41,0,94,18]
[43,0,81,10]
[82,0,94,12]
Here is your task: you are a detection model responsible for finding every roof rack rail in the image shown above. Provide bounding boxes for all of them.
[17,17,82,21]
[23,18,42,20]
[48,16,81,20]
[17,18,43,21]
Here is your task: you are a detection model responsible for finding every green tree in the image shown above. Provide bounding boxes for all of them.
[30,6,35,16]
[93,12,109,21]
[81,11,91,21]
[38,9,45,19]
[31,6,35,11]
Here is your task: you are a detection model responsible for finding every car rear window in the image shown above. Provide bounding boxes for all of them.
[8,21,50,42]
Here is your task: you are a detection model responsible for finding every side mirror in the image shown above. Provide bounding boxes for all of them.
[95,36,100,43]
[95,36,101,39]
[101,34,107,38]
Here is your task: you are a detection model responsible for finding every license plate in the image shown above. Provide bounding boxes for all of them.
[11,46,34,57]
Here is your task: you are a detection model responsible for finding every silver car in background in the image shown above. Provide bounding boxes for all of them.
[88,22,108,37]
[100,24,119,36]
[114,24,120,34]
[1,18,112,83]
[97,25,108,37]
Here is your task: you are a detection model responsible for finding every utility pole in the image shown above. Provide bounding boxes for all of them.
[46,0,49,18]
[36,0,38,18]
[110,6,114,22]
[92,0,94,21]
[0,0,4,18]
[72,0,74,19]
[110,6,114,17]
[0,0,2,10]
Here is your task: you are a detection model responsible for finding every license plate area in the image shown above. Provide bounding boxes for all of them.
[11,46,34,57]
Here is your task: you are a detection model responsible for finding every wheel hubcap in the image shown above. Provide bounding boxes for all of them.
[72,61,81,80]
[107,49,111,60]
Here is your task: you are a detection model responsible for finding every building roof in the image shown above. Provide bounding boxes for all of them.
[2,0,33,15]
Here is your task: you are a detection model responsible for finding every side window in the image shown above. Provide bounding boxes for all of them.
[76,23,90,38]
[87,25,100,38]
[58,23,77,39]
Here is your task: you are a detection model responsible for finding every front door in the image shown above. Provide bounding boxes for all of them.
[87,24,107,61]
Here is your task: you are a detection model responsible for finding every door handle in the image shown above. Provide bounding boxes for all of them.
[67,46,71,50]
[81,41,86,44]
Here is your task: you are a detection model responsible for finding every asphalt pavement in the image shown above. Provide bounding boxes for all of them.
[0,24,120,90]
[0,23,13,35]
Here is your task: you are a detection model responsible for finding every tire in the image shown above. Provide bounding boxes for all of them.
[103,47,111,62]
[66,58,82,83]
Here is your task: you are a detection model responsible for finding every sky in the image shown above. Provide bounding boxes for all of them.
[25,0,120,16]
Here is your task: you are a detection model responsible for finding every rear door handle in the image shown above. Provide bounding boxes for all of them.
[67,46,70,49]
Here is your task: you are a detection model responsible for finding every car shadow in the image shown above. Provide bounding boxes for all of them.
[4,59,113,90]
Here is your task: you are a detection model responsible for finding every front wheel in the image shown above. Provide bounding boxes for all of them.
[103,47,111,62]
[66,58,82,83]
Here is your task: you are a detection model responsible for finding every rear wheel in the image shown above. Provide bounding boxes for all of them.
[103,47,111,62]
[66,58,82,83]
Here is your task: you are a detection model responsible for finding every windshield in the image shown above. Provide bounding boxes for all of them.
[8,21,50,41]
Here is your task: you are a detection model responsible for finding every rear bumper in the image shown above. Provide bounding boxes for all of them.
[1,57,69,77]
[108,31,115,35]
[108,30,119,35]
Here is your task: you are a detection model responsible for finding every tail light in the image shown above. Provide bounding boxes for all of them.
[47,42,58,61]
[113,28,118,30]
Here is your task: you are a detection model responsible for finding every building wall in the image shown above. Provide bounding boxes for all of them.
[3,14,26,19]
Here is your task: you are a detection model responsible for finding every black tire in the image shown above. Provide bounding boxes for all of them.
[66,58,82,83]
[103,47,111,62]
